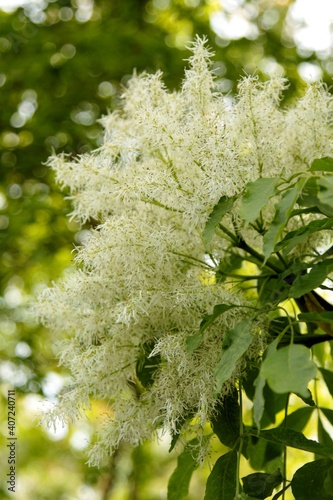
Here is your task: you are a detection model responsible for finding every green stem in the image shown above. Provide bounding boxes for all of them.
[170,251,214,269]
[218,223,239,243]
[276,251,288,267]
[280,168,310,185]
[141,196,182,213]
[238,239,282,273]
[217,223,282,273]
[236,384,244,498]
[248,88,264,176]
[313,364,320,426]
[282,393,290,500]
[217,271,274,281]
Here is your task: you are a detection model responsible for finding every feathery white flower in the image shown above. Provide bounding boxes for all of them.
[36,36,333,464]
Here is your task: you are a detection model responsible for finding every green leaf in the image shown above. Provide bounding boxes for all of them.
[246,367,287,429]
[318,416,333,449]
[242,365,261,402]
[169,411,196,452]
[320,368,333,398]
[242,470,283,499]
[280,260,312,284]
[203,195,236,247]
[296,389,316,407]
[210,389,240,449]
[240,177,278,224]
[298,311,333,326]
[313,340,328,365]
[185,331,205,352]
[201,304,238,335]
[276,218,333,255]
[246,436,282,471]
[253,375,266,430]
[250,374,288,429]
[310,157,333,172]
[167,444,199,500]
[318,176,333,206]
[257,273,290,307]
[280,407,314,433]
[291,459,333,500]
[136,339,161,388]
[247,437,268,470]
[298,177,333,217]
[186,304,238,353]
[215,319,253,393]
[263,178,307,260]
[204,451,238,500]
[263,386,288,426]
[248,428,333,457]
[290,206,324,217]
[260,344,317,398]
[298,177,320,207]
[289,259,333,298]
[324,462,333,495]
[321,408,333,426]
[217,253,243,282]
[253,338,279,428]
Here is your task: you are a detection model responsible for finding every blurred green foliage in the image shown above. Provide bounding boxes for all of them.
[1,0,333,498]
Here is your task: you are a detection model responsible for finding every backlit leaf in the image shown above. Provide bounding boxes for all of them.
[260,344,317,398]
[320,368,333,398]
[279,407,314,433]
[321,408,333,427]
[318,416,333,450]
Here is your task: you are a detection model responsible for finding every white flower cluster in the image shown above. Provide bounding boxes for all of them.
[36,37,333,464]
